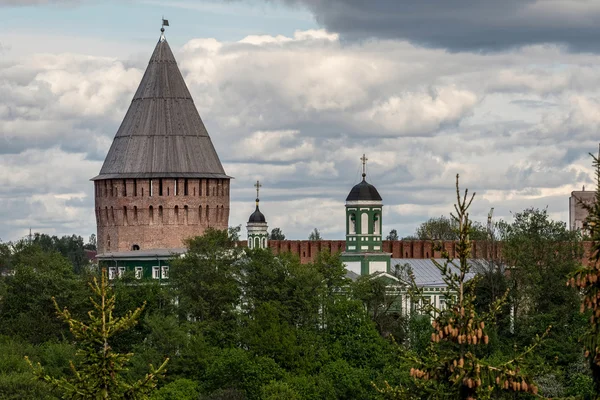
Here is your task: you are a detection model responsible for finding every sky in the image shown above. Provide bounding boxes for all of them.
[1,0,600,242]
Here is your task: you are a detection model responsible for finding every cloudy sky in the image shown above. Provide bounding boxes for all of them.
[1,0,600,243]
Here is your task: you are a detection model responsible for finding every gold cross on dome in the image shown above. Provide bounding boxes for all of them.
[360,154,368,177]
[254,180,262,199]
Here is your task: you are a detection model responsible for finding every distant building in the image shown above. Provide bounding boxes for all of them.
[569,187,595,231]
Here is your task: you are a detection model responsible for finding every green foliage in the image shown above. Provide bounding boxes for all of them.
[202,348,283,400]
[228,225,242,241]
[414,215,488,241]
[261,381,300,400]
[171,228,242,329]
[269,227,286,240]
[380,175,544,399]
[308,228,322,241]
[406,315,433,355]
[500,208,584,366]
[26,270,168,399]
[152,379,199,400]
[386,229,399,241]
[30,233,92,274]
[570,152,600,395]
[0,244,89,343]
[0,336,74,399]
[352,274,407,342]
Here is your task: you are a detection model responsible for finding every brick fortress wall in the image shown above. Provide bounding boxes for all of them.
[95,177,230,253]
[238,240,595,266]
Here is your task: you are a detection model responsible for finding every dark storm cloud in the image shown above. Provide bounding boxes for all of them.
[279,0,600,52]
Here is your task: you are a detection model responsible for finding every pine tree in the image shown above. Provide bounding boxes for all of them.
[26,269,168,399]
[378,175,546,399]
[569,152,600,393]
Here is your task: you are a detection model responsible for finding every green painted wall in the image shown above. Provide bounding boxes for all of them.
[98,258,172,282]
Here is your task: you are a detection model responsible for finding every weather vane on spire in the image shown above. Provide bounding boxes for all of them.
[360,154,368,179]
[160,17,169,41]
[254,180,262,204]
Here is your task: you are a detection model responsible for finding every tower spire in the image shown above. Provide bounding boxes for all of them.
[160,17,169,41]
[360,154,368,180]
[254,180,262,206]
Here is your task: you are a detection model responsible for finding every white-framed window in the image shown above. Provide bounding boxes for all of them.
[135,267,143,279]
[161,266,169,279]
[248,238,252,249]
[152,266,160,279]
[108,267,117,280]
[118,267,125,277]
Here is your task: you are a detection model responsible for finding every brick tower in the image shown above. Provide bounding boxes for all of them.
[92,27,231,254]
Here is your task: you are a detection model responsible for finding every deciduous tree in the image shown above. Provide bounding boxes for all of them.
[308,228,322,241]
[269,228,286,240]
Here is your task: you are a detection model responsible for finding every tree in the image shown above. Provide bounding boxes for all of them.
[170,229,243,344]
[28,233,90,273]
[308,228,322,241]
[378,175,544,399]
[499,208,584,366]
[269,228,286,240]
[228,225,242,241]
[386,229,399,241]
[414,215,488,241]
[84,234,97,251]
[569,152,600,393]
[26,270,168,398]
[0,244,89,344]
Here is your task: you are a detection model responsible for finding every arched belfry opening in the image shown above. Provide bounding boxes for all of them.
[91,25,232,254]
[247,180,268,250]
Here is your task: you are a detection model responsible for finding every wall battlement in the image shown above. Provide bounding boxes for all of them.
[96,178,230,253]
[237,239,594,266]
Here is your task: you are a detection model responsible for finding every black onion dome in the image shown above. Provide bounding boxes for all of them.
[248,201,266,223]
[346,177,382,202]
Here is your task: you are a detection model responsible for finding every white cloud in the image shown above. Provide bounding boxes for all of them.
[3,28,600,241]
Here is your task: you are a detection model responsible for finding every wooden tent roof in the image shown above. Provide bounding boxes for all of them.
[92,36,230,180]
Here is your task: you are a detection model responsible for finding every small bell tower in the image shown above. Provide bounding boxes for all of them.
[341,155,391,275]
[247,180,268,249]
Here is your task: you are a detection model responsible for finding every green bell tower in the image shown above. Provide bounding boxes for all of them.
[247,180,269,250]
[341,155,391,275]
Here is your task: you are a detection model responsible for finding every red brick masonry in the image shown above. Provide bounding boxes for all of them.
[236,240,595,266]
